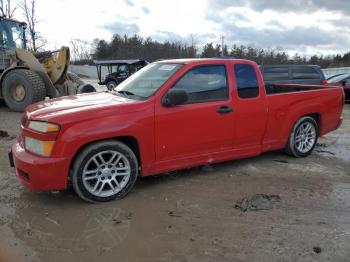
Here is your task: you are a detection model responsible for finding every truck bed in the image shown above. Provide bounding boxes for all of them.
[265,83,327,95]
[262,84,344,150]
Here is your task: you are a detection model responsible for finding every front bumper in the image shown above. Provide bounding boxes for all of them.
[11,136,70,191]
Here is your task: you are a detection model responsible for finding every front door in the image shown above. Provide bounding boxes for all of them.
[155,64,235,162]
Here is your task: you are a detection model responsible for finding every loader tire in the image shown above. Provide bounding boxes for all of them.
[2,69,46,112]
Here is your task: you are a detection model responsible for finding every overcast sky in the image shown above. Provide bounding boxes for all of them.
[17,0,350,56]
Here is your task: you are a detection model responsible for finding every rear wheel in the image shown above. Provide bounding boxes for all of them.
[285,116,318,157]
[72,140,138,203]
[2,69,46,111]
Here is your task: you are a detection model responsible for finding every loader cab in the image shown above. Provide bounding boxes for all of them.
[0,17,26,50]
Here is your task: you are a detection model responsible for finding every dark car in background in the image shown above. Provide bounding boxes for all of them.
[260,65,328,86]
[327,73,350,102]
[94,59,148,90]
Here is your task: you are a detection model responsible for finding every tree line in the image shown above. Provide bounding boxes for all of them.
[89,34,350,68]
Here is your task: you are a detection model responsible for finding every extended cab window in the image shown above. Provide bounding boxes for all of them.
[171,65,228,103]
[234,64,259,99]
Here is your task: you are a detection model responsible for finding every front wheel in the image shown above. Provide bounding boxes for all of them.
[285,116,318,157]
[106,81,117,91]
[72,140,138,203]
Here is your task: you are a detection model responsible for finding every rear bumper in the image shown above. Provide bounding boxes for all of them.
[12,136,70,191]
[336,117,343,130]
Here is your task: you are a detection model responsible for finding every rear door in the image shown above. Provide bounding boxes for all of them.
[231,63,268,150]
[155,64,235,161]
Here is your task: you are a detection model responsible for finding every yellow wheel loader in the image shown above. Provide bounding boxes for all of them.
[0,17,95,111]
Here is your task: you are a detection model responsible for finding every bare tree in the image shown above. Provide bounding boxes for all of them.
[19,0,45,51]
[70,39,92,63]
[0,0,16,18]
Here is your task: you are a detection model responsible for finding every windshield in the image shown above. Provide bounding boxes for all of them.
[0,20,25,49]
[117,64,128,73]
[115,63,183,99]
[328,74,350,83]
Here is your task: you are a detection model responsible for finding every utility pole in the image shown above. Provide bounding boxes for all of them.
[220,34,225,57]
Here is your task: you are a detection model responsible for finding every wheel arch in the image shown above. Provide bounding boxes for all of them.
[307,112,321,132]
[68,136,142,182]
[0,66,29,97]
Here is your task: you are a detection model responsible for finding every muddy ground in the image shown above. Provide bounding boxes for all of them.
[0,92,349,261]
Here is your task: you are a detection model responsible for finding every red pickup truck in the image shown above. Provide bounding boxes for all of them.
[10,59,344,202]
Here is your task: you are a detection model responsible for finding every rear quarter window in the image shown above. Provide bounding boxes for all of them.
[234,64,259,99]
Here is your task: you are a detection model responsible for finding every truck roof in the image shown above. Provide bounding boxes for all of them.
[157,58,254,64]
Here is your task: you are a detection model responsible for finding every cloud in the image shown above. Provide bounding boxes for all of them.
[124,0,134,7]
[103,21,140,35]
[141,6,150,14]
[204,0,350,54]
[207,0,350,15]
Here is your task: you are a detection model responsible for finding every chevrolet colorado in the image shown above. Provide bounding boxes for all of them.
[10,59,344,202]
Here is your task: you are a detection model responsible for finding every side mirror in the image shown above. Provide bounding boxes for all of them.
[342,80,347,86]
[162,89,188,106]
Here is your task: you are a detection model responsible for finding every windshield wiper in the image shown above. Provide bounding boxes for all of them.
[113,90,135,98]
[117,90,135,96]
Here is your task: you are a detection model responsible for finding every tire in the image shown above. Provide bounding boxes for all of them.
[72,140,138,203]
[77,84,96,93]
[285,116,319,157]
[2,69,46,112]
[106,81,117,91]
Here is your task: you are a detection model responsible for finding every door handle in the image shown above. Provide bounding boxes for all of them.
[217,105,233,114]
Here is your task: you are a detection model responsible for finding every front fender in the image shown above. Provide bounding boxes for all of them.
[51,110,155,175]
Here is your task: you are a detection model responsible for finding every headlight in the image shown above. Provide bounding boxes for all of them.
[25,137,55,157]
[28,121,60,133]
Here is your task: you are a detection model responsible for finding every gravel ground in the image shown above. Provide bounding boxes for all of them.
[0,86,349,262]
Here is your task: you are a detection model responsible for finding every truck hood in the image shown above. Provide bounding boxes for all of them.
[26,92,141,123]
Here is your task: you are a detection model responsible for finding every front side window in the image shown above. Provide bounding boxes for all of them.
[234,64,259,99]
[171,65,228,103]
[0,20,25,49]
